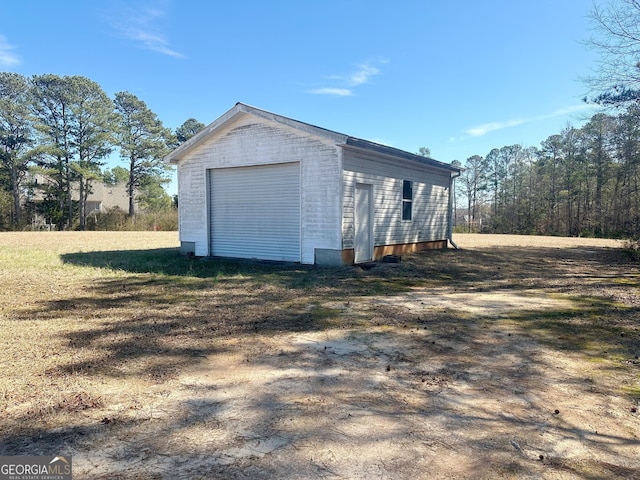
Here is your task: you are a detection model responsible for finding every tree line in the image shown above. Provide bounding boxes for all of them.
[0,72,204,230]
[457,106,640,239]
[454,0,640,240]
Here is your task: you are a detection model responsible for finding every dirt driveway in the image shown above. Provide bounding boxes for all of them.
[1,234,639,479]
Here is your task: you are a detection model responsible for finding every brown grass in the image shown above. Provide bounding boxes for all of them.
[0,232,638,479]
[454,233,624,249]
[0,233,180,425]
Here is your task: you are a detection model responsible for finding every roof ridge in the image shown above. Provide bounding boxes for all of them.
[166,103,461,174]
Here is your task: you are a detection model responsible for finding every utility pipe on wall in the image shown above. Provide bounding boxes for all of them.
[448,169,462,249]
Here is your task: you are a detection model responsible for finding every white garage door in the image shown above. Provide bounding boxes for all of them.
[209,163,301,261]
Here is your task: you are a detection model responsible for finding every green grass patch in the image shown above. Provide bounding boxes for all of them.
[512,297,640,359]
[622,385,640,399]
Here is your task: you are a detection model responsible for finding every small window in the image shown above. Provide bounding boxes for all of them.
[402,180,412,221]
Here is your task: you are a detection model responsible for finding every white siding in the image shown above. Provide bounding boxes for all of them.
[177,162,208,255]
[176,114,342,263]
[342,149,451,249]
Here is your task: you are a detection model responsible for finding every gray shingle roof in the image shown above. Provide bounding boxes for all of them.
[165,102,462,175]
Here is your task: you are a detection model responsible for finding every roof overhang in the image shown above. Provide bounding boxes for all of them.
[164,103,462,177]
[341,138,461,175]
[164,103,245,164]
[164,102,348,165]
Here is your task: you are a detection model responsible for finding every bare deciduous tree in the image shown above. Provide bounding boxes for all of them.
[586,0,640,105]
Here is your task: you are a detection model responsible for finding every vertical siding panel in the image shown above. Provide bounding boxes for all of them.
[178,161,209,256]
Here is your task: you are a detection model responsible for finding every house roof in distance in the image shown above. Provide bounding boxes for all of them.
[165,102,461,174]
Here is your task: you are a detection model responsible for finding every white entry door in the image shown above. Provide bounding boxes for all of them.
[354,183,373,263]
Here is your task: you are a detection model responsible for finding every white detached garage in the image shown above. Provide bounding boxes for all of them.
[165,103,461,265]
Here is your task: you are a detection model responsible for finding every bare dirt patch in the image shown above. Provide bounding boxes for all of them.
[1,233,639,479]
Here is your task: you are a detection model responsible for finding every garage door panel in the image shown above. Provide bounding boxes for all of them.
[209,163,301,261]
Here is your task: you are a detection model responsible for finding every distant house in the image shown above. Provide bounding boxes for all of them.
[81,181,131,214]
[28,173,133,228]
[164,103,461,265]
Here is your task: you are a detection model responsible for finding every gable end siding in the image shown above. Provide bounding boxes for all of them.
[177,115,342,262]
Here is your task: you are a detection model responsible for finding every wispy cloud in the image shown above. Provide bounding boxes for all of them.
[347,63,381,86]
[465,104,594,137]
[466,118,527,137]
[107,1,184,58]
[0,35,21,67]
[308,87,356,97]
[307,88,353,97]
[308,59,388,96]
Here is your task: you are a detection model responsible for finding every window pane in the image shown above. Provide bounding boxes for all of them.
[403,180,413,200]
[402,200,412,220]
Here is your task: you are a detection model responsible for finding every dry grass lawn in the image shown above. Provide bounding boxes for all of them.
[0,232,639,479]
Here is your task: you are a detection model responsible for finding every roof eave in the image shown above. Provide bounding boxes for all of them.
[164,103,245,165]
[164,102,349,165]
[164,102,461,175]
[341,138,461,174]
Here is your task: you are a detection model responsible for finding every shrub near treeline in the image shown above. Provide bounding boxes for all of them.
[85,207,178,231]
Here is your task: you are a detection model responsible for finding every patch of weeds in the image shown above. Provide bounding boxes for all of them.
[622,385,640,399]
[304,304,344,327]
[57,391,104,412]
[514,301,638,358]
[586,351,626,364]
[612,276,640,286]
[352,276,422,296]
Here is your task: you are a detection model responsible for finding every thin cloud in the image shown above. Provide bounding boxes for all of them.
[307,88,353,97]
[349,64,381,86]
[538,104,594,120]
[107,1,184,58]
[466,104,595,137]
[0,35,21,67]
[123,28,184,58]
[466,118,527,137]
[309,59,388,96]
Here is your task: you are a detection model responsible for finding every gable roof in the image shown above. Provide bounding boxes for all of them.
[165,102,461,174]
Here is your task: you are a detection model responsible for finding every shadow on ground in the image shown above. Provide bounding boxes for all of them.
[1,244,639,478]
[10,245,635,385]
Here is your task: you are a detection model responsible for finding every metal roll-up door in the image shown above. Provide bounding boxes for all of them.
[209,162,301,261]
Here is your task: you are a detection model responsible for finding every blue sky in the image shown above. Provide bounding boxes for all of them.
[1,1,601,195]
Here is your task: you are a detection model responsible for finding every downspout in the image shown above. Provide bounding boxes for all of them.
[448,170,461,249]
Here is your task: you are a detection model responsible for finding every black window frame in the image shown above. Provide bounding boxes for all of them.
[402,180,413,221]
